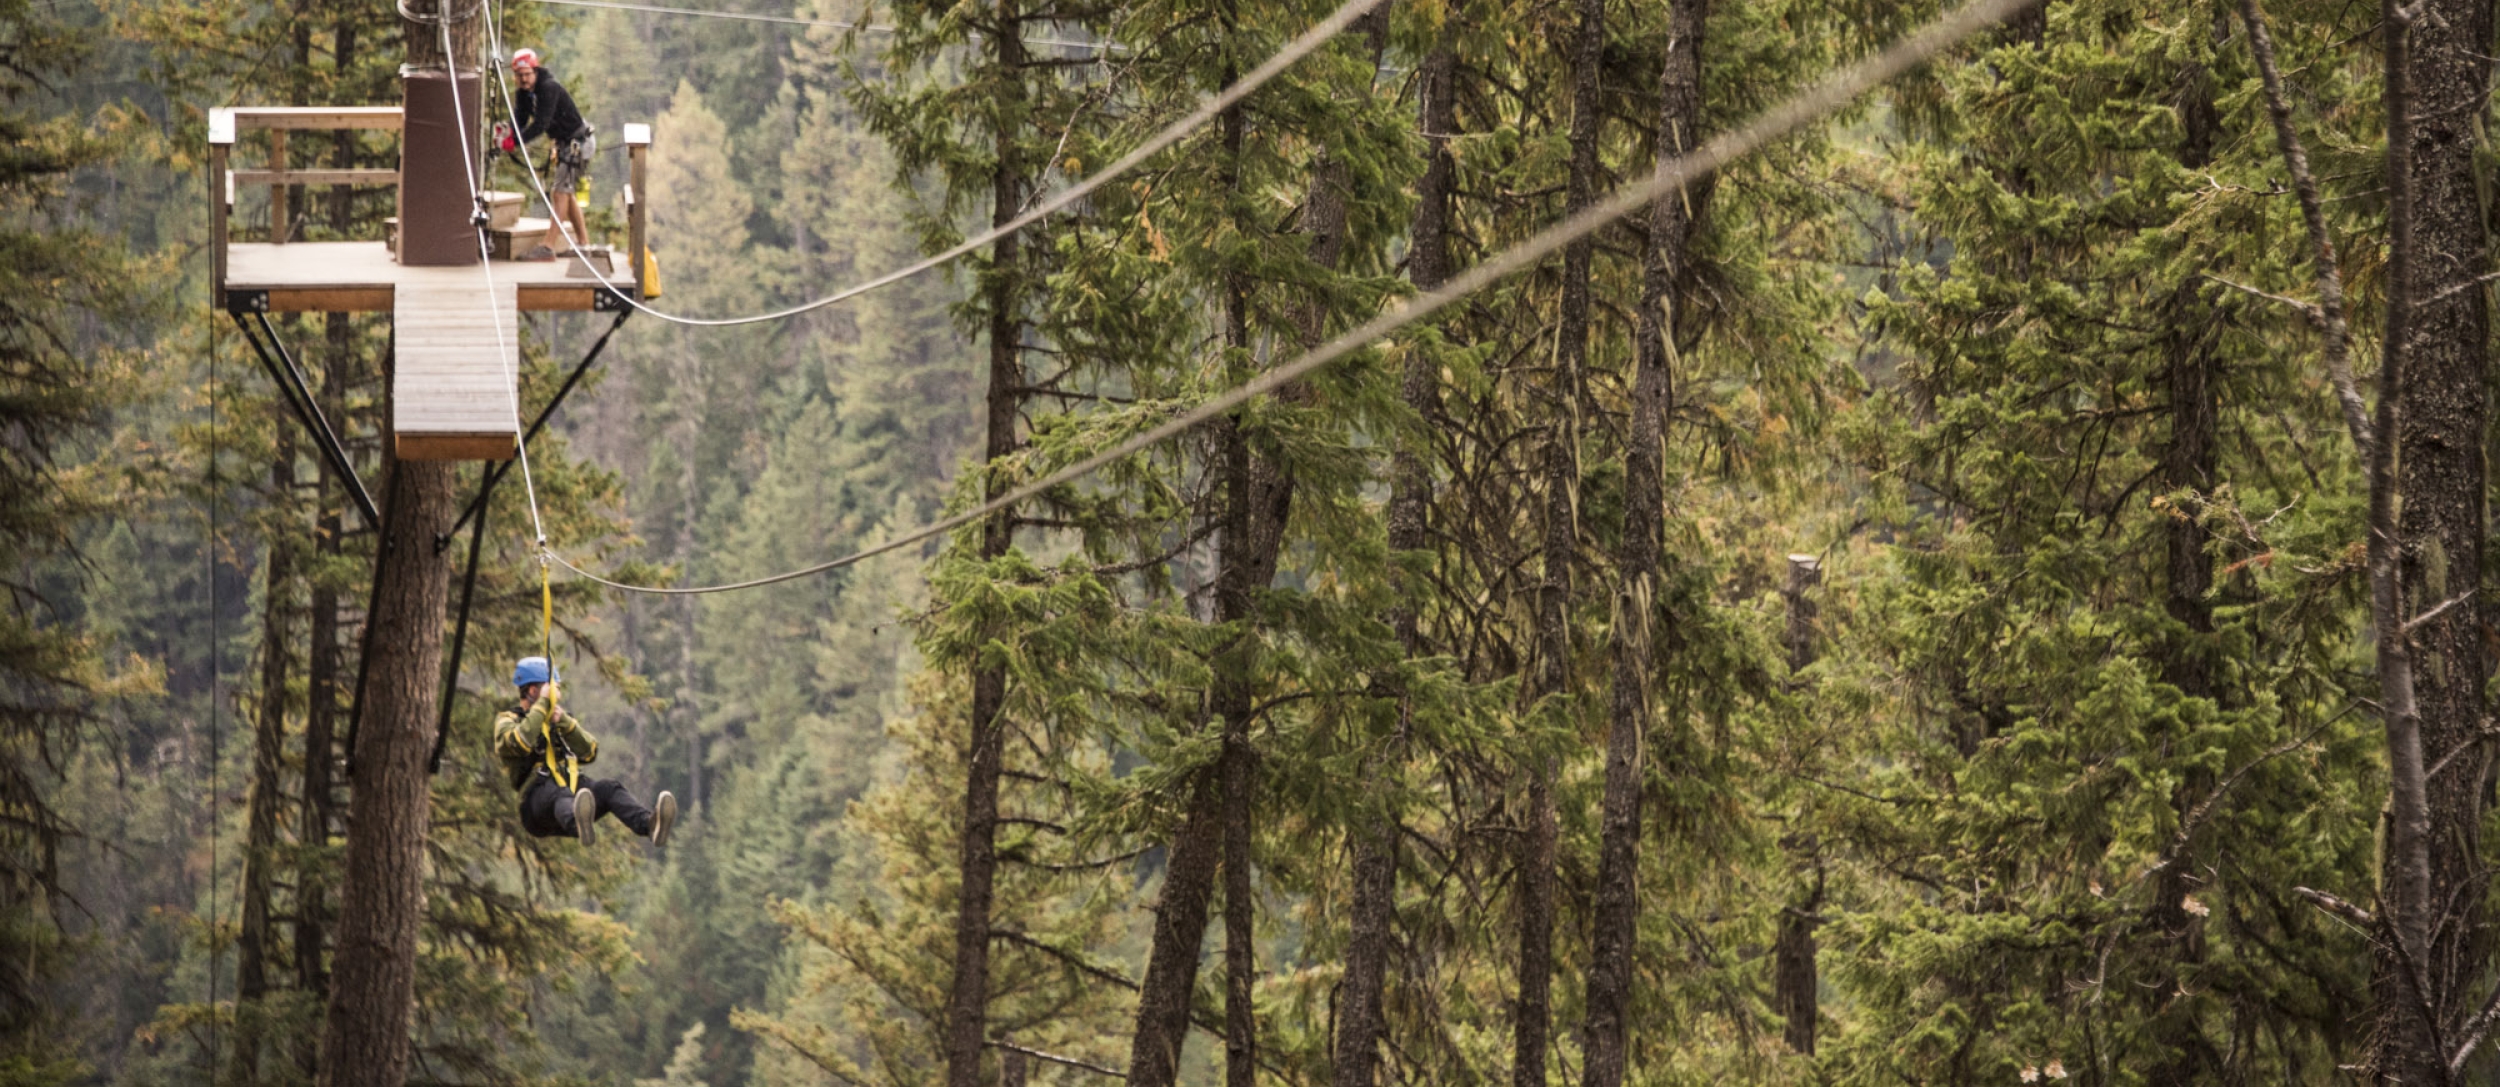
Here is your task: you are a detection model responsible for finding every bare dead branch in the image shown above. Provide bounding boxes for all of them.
[991,928,1141,991]
[989,1039,1125,1078]
[2424,715,2500,782]
[2418,269,2500,308]
[2203,272,2324,321]
[1002,847,1152,874]
[2236,0,2375,453]
[2402,588,2476,636]
[2451,979,2500,1072]
[2293,885,2375,926]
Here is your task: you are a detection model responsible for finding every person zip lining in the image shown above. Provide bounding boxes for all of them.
[495,656,678,846]
[498,47,595,262]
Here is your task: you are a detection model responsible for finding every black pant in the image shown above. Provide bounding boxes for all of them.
[518,774,654,838]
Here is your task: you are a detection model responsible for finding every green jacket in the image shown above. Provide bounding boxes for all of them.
[492,698,600,791]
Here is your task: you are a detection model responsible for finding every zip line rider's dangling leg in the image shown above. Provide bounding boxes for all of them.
[494,656,679,846]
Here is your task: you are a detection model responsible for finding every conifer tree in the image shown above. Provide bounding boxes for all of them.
[0,0,143,1077]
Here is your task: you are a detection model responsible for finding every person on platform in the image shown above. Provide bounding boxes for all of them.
[494,656,677,846]
[503,48,595,262]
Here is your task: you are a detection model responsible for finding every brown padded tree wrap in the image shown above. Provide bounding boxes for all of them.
[398,69,482,267]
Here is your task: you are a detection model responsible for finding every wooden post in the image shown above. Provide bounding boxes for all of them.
[210,109,234,309]
[270,128,289,243]
[625,122,650,299]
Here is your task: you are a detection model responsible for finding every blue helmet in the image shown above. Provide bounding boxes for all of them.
[512,656,559,688]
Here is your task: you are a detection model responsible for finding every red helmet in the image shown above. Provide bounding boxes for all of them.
[511,47,540,71]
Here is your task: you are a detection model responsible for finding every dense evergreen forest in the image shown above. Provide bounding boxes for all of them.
[10,0,2500,1080]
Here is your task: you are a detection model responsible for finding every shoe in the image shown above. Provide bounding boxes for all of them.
[574,786,597,845]
[651,790,679,847]
[521,245,558,261]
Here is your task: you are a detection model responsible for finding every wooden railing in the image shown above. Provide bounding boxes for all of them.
[208,106,404,308]
[208,104,652,305]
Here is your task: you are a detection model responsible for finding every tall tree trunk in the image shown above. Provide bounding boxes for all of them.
[1126,773,1226,1087]
[1773,558,1821,1056]
[316,454,455,1087]
[298,27,358,1007]
[318,9,468,1081]
[1133,4,1384,1075]
[234,34,316,1073]
[232,445,296,1086]
[942,3,1025,1083]
[1216,39,1263,1087]
[1333,19,1451,1087]
[2145,46,2222,1086]
[1581,1,1704,1081]
[298,349,343,1074]
[1517,2,1606,1084]
[1124,22,1257,1083]
[299,352,350,991]
[2372,0,2493,1080]
[297,14,357,1004]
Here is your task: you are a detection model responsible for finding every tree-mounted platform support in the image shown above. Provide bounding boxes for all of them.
[207,105,653,461]
[206,101,650,774]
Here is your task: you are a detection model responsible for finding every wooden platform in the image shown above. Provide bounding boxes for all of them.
[226,241,624,313]
[393,278,521,461]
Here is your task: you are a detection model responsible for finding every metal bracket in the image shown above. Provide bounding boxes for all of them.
[225,289,270,315]
[593,286,630,312]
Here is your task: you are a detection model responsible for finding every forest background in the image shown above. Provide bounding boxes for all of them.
[6,0,2493,1082]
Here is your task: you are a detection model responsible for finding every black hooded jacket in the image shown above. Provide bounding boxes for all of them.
[515,69,587,144]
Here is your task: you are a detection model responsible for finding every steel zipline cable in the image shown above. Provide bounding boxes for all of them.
[515,0,1126,54]
[482,0,1390,327]
[544,0,2044,596]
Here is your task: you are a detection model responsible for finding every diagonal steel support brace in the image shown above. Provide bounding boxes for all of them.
[429,467,492,775]
[231,311,381,531]
[341,330,392,779]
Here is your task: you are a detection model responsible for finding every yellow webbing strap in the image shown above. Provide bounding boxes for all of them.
[537,554,579,792]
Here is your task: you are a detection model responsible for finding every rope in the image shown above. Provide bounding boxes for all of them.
[437,7,564,753]
[513,0,1123,54]
[548,0,2042,596]
[481,0,1388,327]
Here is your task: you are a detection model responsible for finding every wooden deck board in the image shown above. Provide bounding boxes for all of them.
[393,278,521,461]
[227,241,613,312]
